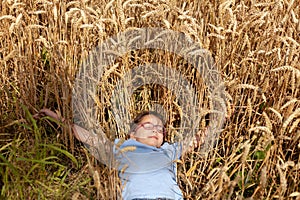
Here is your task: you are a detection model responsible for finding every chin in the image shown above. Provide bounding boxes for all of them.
[148,142,159,147]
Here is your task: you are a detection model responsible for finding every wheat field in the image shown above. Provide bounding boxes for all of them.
[0,0,299,199]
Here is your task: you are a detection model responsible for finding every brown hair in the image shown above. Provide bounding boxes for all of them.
[128,111,166,135]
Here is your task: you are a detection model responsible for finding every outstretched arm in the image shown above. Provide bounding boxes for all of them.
[181,128,208,156]
[34,109,113,164]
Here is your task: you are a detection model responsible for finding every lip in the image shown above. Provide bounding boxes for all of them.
[148,136,158,140]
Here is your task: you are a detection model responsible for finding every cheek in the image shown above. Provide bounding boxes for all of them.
[136,128,152,136]
[157,136,164,147]
[158,134,164,142]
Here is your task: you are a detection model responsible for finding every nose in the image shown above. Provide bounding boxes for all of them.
[152,129,160,135]
[153,129,158,133]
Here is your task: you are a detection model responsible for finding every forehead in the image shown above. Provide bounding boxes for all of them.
[140,114,163,125]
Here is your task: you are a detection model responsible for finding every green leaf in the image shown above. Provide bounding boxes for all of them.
[17,156,65,168]
[40,144,79,168]
[20,104,41,143]
[0,153,19,176]
[254,150,265,160]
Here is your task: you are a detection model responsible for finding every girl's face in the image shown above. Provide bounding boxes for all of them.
[130,114,164,148]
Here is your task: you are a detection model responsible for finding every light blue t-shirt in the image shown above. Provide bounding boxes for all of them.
[114,139,183,200]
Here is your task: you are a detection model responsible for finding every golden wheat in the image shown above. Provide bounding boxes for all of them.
[1,0,300,199]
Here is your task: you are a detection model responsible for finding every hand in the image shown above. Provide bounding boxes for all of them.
[188,128,208,152]
[33,108,63,122]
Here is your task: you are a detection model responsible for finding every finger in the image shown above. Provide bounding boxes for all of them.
[37,108,64,122]
[196,130,202,137]
[203,128,208,136]
[33,113,43,119]
[200,135,204,145]
[193,139,198,147]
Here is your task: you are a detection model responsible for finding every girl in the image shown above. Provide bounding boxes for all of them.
[114,111,182,199]
[34,109,205,200]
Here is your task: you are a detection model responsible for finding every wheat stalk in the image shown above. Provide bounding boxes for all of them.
[282,108,300,131]
[281,98,299,110]
[268,107,283,122]
[271,65,300,76]
[262,111,273,131]
[289,118,300,133]
[276,162,287,196]
[249,126,272,134]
